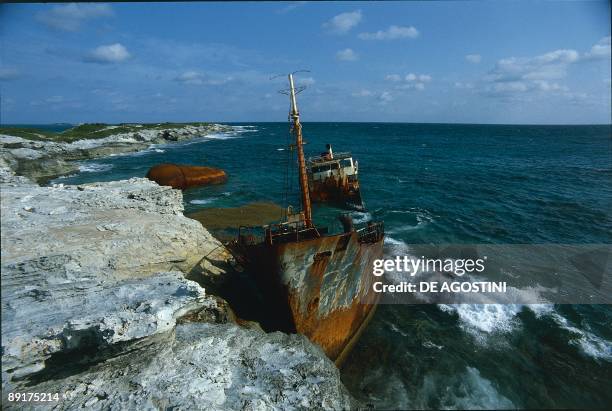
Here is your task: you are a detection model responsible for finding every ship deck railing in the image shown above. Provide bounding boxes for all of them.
[238,220,383,246]
[357,221,384,244]
[238,221,325,246]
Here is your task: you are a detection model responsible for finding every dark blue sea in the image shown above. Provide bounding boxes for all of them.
[53,122,612,409]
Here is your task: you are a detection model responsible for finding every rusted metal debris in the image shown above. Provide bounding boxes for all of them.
[146,163,227,189]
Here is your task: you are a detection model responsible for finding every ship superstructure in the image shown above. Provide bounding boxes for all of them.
[307,144,365,211]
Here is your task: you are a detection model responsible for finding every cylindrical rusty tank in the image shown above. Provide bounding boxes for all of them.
[146,163,227,189]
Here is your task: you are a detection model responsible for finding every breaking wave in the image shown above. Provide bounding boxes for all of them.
[551,313,612,362]
[232,125,258,133]
[190,198,216,205]
[78,163,113,173]
[438,304,523,336]
[373,366,515,410]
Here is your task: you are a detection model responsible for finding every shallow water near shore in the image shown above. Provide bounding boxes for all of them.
[53,122,612,409]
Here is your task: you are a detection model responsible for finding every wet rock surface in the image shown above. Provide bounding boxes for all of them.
[0,162,356,410]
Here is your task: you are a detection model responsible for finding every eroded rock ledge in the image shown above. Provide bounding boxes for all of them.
[0,163,355,410]
[0,123,232,184]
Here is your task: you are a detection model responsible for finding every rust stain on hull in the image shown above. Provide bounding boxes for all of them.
[237,225,383,363]
[309,177,364,211]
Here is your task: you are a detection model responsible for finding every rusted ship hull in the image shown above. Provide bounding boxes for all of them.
[239,229,383,364]
[309,177,365,211]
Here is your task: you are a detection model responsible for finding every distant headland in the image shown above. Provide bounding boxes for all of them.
[0,122,232,184]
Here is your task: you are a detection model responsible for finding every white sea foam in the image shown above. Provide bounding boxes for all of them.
[438,304,523,336]
[422,340,443,350]
[387,208,434,233]
[57,173,78,179]
[439,367,515,409]
[436,286,554,340]
[350,211,372,225]
[526,304,556,318]
[190,198,216,205]
[385,320,409,337]
[395,366,515,410]
[383,236,416,262]
[551,313,612,361]
[78,163,113,173]
[232,125,258,133]
[204,132,241,140]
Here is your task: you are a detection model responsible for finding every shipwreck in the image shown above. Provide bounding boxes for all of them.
[231,73,384,365]
[307,144,366,211]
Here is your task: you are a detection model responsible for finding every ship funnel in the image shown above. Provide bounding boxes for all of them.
[338,214,354,233]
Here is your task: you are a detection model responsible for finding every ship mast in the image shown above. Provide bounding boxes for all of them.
[288,73,313,228]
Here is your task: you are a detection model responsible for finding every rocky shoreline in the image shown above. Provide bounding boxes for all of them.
[0,123,232,184]
[0,127,357,409]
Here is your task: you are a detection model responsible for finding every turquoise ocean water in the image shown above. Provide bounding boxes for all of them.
[51,122,611,409]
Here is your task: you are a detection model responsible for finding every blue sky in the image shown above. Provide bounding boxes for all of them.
[1,1,610,124]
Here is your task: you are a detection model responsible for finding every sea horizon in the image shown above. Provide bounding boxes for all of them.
[2,121,611,127]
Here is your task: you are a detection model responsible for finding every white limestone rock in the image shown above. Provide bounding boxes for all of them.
[0,171,356,410]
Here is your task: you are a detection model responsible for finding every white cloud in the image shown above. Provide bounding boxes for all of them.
[535,49,580,64]
[465,54,482,64]
[400,73,431,90]
[454,82,474,89]
[358,25,419,40]
[336,48,358,61]
[385,72,431,90]
[398,83,426,91]
[176,71,205,85]
[277,1,307,14]
[323,10,362,34]
[352,89,373,97]
[385,74,402,82]
[477,37,610,98]
[175,71,233,85]
[584,36,611,60]
[483,79,569,97]
[297,77,316,86]
[378,91,393,103]
[534,81,568,92]
[486,49,579,84]
[0,67,20,81]
[85,43,130,63]
[492,81,529,93]
[479,39,612,98]
[37,3,113,31]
